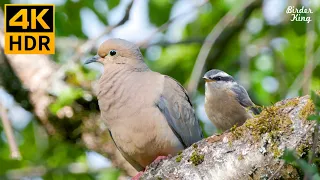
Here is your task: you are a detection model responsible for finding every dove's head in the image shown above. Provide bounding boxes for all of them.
[85,38,145,67]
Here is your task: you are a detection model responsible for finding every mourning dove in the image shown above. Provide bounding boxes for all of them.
[85,38,203,171]
[203,69,259,131]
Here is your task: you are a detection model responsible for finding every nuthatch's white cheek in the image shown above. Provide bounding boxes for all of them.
[208,82,219,90]
[205,83,210,95]
[204,95,208,103]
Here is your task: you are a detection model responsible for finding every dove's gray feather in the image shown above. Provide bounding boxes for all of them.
[156,76,203,147]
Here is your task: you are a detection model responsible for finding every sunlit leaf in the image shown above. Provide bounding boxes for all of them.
[49,87,84,114]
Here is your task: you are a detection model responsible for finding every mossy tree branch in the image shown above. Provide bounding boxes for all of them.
[142,95,318,180]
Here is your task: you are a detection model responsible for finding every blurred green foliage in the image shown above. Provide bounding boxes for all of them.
[0,122,120,180]
[0,0,320,179]
[283,149,320,179]
[49,87,84,114]
[148,0,173,26]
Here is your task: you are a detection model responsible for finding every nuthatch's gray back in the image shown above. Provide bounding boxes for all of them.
[203,69,259,131]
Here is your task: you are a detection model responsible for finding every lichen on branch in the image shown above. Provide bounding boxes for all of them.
[141,95,316,180]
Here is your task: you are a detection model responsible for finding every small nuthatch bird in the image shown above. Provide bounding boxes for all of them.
[203,69,259,131]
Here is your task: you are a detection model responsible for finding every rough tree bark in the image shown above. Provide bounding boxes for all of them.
[142,95,317,180]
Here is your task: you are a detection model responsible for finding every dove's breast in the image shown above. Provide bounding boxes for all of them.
[97,66,183,170]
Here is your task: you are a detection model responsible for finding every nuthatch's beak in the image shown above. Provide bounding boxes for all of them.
[85,55,100,64]
[203,76,215,83]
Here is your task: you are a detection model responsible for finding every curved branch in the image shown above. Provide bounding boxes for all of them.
[0,102,21,159]
[186,0,262,97]
[138,1,209,48]
[69,0,134,63]
[141,38,205,48]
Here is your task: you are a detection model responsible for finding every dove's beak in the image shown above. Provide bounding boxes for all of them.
[85,55,100,64]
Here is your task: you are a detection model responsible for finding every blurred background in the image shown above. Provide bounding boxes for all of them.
[0,0,319,179]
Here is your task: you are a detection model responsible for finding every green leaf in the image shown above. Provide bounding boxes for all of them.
[282,149,319,176]
[297,159,318,175]
[106,0,120,10]
[311,91,320,112]
[55,0,87,38]
[49,87,84,114]
[282,149,296,163]
[148,0,174,27]
[307,114,320,121]
[0,158,22,175]
[0,0,11,9]
[291,14,307,35]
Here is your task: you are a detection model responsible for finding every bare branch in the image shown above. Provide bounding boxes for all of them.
[138,1,209,49]
[186,0,262,97]
[141,38,205,48]
[0,102,21,160]
[302,12,315,95]
[287,47,320,98]
[69,0,134,63]
[51,1,134,96]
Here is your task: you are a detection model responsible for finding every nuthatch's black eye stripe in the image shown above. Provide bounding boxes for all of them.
[211,76,234,82]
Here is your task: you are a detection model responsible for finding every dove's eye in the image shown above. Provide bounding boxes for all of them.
[109,50,117,56]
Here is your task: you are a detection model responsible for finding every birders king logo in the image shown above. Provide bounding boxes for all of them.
[4,4,55,54]
[286,6,313,23]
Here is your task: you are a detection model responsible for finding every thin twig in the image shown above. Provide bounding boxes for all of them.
[69,0,134,63]
[268,121,316,180]
[186,0,261,97]
[286,47,320,98]
[52,1,134,84]
[141,38,205,48]
[302,12,315,95]
[138,0,209,48]
[0,102,21,160]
